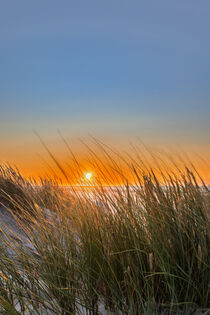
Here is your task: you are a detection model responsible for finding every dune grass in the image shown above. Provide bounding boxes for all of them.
[0,151,209,314]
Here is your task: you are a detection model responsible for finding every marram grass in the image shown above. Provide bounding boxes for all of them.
[0,154,209,314]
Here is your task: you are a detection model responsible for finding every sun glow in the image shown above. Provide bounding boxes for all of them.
[85,172,92,181]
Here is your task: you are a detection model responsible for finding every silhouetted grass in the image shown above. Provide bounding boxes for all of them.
[0,150,209,314]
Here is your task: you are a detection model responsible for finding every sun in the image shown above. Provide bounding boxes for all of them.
[85,172,92,181]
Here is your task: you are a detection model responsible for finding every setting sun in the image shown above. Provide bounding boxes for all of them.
[85,172,92,181]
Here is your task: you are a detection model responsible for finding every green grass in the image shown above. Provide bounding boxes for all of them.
[0,154,209,314]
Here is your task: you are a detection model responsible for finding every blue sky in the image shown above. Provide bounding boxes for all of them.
[0,0,210,174]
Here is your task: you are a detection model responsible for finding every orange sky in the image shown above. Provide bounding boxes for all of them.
[1,136,209,185]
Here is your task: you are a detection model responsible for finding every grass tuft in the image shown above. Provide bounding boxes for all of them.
[0,148,209,314]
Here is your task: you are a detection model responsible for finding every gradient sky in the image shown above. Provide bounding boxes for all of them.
[0,0,210,178]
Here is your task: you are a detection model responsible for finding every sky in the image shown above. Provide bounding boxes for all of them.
[0,0,210,180]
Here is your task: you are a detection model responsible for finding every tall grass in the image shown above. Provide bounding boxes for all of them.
[0,150,209,314]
